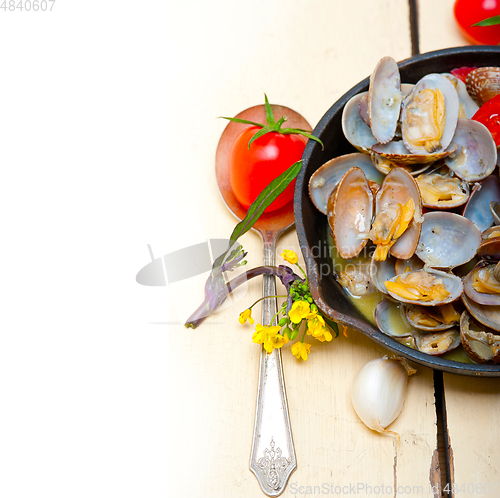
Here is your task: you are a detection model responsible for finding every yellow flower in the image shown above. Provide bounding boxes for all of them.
[239,308,254,325]
[252,323,268,344]
[291,341,311,361]
[306,313,333,342]
[252,324,286,353]
[288,300,311,324]
[282,249,298,265]
[312,327,333,343]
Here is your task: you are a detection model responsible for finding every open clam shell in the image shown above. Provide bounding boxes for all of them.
[482,225,500,241]
[401,73,459,156]
[342,92,378,153]
[309,153,383,214]
[462,175,500,232]
[460,310,500,363]
[370,253,397,294]
[413,328,461,355]
[374,298,416,338]
[327,167,373,259]
[368,56,403,144]
[491,201,500,226]
[415,211,481,269]
[461,293,500,333]
[371,140,457,166]
[444,119,497,182]
[463,263,500,306]
[478,228,500,260]
[402,303,456,331]
[394,255,425,274]
[385,268,463,307]
[442,73,479,118]
[370,150,432,177]
[374,167,423,260]
[415,167,469,209]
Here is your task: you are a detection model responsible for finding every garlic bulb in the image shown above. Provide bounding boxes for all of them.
[351,356,416,438]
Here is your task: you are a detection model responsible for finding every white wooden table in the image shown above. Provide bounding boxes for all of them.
[1,1,498,497]
[165,1,500,497]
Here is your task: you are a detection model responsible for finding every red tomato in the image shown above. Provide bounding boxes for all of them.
[454,0,500,45]
[473,94,500,146]
[229,126,307,212]
[450,66,475,82]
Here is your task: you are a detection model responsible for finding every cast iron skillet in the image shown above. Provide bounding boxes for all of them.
[295,46,500,377]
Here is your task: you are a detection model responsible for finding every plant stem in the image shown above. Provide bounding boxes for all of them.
[185,266,279,329]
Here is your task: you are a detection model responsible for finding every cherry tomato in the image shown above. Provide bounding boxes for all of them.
[450,66,475,82]
[473,94,500,146]
[229,126,307,212]
[454,0,500,45]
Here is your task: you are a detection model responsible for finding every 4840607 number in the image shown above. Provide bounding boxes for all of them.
[1,0,55,11]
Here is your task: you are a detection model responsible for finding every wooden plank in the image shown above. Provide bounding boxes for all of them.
[166,1,438,496]
[418,0,469,53]
[440,377,500,496]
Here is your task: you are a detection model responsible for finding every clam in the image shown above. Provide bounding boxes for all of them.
[342,93,378,153]
[375,299,461,354]
[368,56,403,144]
[463,262,500,306]
[327,167,373,259]
[478,227,500,261]
[461,292,500,333]
[384,268,463,307]
[401,73,459,156]
[465,67,500,107]
[358,93,370,126]
[369,167,423,261]
[442,73,479,118]
[462,175,500,232]
[491,201,500,226]
[415,211,481,269]
[460,310,500,363]
[370,253,397,294]
[309,153,383,214]
[413,328,461,355]
[337,261,375,297]
[402,303,458,331]
[478,238,500,261]
[444,118,497,182]
[481,225,500,241]
[370,147,432,176]
[394,255,424,274]
[415,167,469,209]
[371,140,458,166]
[374,298,415,338]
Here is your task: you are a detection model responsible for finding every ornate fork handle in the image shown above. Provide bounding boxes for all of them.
[249,230,296,496]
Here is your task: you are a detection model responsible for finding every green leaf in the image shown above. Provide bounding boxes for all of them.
[281,128,325,149]
[229,160,302,245]
[264,94,276,126]
[472,15,500,26]
[219,116,265,128]
[323,315,340,338]
[247,125,273,148]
